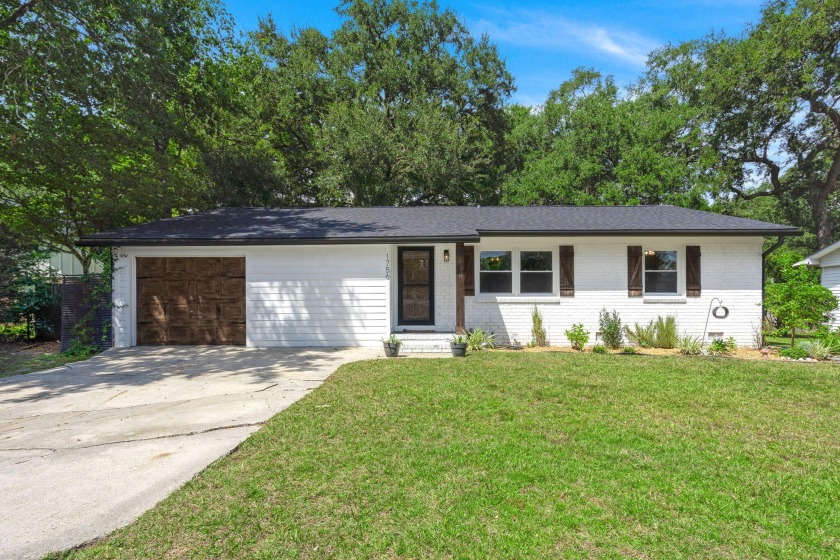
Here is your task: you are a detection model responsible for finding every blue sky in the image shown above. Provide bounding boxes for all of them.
[223,0,765,106]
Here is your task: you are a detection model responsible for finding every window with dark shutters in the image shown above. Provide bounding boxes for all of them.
[628,246,643,297]
[686,245,701,297]
[464,245,475,296]
[559,245,575,296]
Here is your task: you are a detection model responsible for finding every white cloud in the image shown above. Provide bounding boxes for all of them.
[474,10,659,67]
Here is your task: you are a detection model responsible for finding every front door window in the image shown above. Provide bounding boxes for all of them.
[399,248,434,325]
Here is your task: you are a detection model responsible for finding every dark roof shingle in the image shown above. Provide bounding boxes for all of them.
[78,205,800,246]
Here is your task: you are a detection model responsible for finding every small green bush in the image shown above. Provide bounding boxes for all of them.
[451,334,467,345]
[677,334,703,356]
[800,340,831,360]
[779,346,809,359]
[598,308,623,349]
[531,306,547,347]
[592,344,608,354]
[626,321,656,348]
[708,337,737,357]
[0,322,30,342]
[466,328,496,351]
[654,315,678,349]
[622,346,638,355]
[565,323,589,351]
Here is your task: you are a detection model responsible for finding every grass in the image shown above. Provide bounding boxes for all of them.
[52,352,839,559]
[0,342,88,378]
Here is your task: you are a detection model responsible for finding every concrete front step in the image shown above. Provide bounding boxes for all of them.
[392,332,455,353]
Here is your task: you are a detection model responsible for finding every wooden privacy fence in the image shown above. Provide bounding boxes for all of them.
[61,274,112,352]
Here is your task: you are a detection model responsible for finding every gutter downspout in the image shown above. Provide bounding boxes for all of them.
[761,236,787,345]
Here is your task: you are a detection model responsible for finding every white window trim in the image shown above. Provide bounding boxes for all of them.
[643,247,683,297]
[477,248,558,296]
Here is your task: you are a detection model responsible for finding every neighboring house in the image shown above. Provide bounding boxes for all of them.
[78,206,798,350]
[797,241,840,326]
[41,252,103,276]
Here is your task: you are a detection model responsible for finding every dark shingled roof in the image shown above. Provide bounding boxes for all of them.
[78,205,800,246]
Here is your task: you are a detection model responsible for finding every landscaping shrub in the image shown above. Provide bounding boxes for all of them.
[531,306,547,347]
[592,344,608,354]
[0,322,30,342]
[621,346,638,354]
[800,340,832,360]
[466,328,496,351]
[654,315,678,349]
[677,334,704,356]
[598,308,623,349]
[625,321,656,348]
[779,346,809,360]
[708,337,737,357]
[565,323,589,351]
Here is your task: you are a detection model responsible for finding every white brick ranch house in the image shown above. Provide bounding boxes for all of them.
[78,206,798,351]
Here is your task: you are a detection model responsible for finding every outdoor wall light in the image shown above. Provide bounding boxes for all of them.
[443,249,450,262]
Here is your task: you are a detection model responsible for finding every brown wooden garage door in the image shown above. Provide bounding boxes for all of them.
[136,257,246,345]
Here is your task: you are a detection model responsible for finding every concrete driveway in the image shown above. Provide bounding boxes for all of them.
[0,345,378,559]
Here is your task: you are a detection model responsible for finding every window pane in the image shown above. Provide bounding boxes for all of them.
[645,250,676,271]
[480,272,512,293]
[645,271,677,293]
[480,251,511,271]
[521,272,552,293]
[521,251,552,271]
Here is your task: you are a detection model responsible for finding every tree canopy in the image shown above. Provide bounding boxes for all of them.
[1,0,838,272]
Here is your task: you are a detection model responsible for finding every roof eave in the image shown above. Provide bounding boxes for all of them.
[76,234,481,247]
[476,229,801,237]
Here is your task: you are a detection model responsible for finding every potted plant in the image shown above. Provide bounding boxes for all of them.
[451,334,468,357]
[382,334,402,357]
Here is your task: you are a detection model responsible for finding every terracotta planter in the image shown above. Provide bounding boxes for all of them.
[450,342,467,357]
[383,342,401,357]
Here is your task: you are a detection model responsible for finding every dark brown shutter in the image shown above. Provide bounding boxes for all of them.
[628,246,643,297]
[559,245,575,296]
[686,245,701,297]
[464,245,475,296]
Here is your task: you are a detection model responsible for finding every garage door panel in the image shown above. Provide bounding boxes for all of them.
[216,323,246,345]
[138,279,164,298]
[137,258,166,277]
[165,258,195,275]
[221,278,245,296]
[194,258,220,275]
[136,257,245,346]
[166,302,191,322]
[221,259,246,277]
[137,301,165,322]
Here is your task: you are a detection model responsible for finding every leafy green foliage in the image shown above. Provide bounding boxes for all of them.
[800,340,832,360]
[598,308,623,349]
[677,335,704,356]
[654,315,678,349]
[625,321,657,348]
[564,323,589,351]
[622,346,638,355]
[780,346,809,360]
[708,337,737,357]
[466,328,496,352]
[648,0,840,247]
[765,262,838,346]
[592,344,608,355]
[531,306,547,347]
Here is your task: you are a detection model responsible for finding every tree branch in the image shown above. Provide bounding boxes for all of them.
[807,95,840,131]
[0,0,42,31]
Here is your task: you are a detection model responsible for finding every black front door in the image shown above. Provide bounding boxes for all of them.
[398,247,434,325]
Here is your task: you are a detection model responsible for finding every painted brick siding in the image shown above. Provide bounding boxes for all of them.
[111,249,130,348]
[464,236,764,347]
[820,266,840,328]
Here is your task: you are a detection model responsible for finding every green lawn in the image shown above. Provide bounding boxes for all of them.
[53,353,839,559]
[0,342,87,378]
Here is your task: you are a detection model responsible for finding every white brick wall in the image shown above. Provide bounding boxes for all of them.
[464,236,764,347]
[821,265,840,328]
